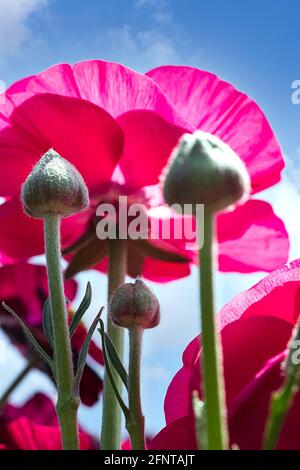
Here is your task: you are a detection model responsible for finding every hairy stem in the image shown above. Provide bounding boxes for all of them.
[198,210,228,450]
[126,326,145,450]
[44,213,79,450]
[101,239,127,450]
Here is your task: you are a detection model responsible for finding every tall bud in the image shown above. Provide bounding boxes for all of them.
[162,131,250,214]
[110,279,160,330]
[22,149,89,218]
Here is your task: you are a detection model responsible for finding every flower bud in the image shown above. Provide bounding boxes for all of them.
[110,279,160,329]
[22,149,89,218]
[162,131,250,214]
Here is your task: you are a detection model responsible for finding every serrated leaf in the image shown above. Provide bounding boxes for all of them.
[42,298,54,349]
[131,239,190,263]
[64,238,107,279]
[74,308,104,391]
[104,331,128,390]
[2,302,53,371]
[98,319,129,418]
[69,282,92,337]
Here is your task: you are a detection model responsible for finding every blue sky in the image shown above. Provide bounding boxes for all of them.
[0,0,299,438]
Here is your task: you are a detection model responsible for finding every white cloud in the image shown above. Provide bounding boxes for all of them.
[105,24,180,71]
[135,0,172,23]
[0,0,48,61]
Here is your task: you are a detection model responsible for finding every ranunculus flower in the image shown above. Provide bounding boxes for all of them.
[0,393,97,450]
[0,60,288,280]
[0,263,103,406]
[149,259,300,450]
[1,393,58,427]
[0,417,95,450]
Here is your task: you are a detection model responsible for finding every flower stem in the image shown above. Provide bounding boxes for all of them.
[44,213,79,450]
[263,375,295,449]
[126,326,145,450]
[0,358,36,411]
[101,238,127,450]
[198,209,228,450]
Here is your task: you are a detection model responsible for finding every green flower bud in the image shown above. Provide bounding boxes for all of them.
[162,131,250,214]
[110,279,160,329]
[22,149,89,218]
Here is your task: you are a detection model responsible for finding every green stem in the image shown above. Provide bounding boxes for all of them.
[101,238,127,450]
[44,213,79,450]
[0,358,36,411]
[126,326,145,450]
[198,209,228,450]
[263,375,295,449]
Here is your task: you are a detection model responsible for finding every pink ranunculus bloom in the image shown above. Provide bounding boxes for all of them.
[149,259,300,450]
[0,60,288,279]
[0,263,103,406]
[1,393,58,427]
[0,393,97,450]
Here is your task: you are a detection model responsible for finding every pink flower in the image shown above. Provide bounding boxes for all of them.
[1,393,58,427]
[0,418,95,450]
[149,260,300,450]
[0,263,103,406]
[0,60,288,278]
[0,394,97,450]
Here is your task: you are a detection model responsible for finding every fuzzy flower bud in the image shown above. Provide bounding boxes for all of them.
[162,131,250,214]
[22,149,89,218]
[110,279,160,329]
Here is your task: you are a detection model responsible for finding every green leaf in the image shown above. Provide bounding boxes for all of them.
[69,282,92,337]
[74,308,104,391]
[192,391,207,450]
[98,319,129,418]
[64,238,107,279]
[104,331,128,390]
[42,298,54,349]
[2,302,54,371]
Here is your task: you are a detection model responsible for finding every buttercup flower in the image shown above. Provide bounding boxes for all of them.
[0,60,288,278]
[0,263,103,406]
[149,259,300,450]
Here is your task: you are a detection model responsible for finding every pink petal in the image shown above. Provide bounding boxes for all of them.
[147,66,284,193]
[3,393,57,427]
[6,60,187,126]
[72,60,188,126]
[149,416,196,450]
[164,367,192,425]
[228,352,300,449]
[0,93,124,197]
[0,196,91,260]
[217,199,289,273]
[0,197,44,259]
[141,258,191,282]
[117,111,186,190]
[6,417,93,450]
[94,254,191,283]
[218,260,300,330]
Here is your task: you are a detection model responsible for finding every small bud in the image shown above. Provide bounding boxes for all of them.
[162,131,250,214]
[110,279,160,329]
[22,149,89,218]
